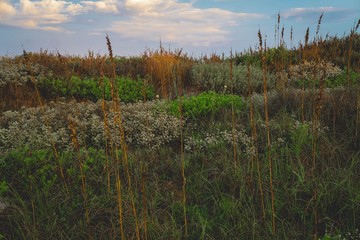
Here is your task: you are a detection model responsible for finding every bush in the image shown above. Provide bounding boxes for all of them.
[144,48,193,99]
[325,67,360,88]
[288,60,342,88]
[0,58,50,87]
[0,100,181,154]
[38,76,155,103]
[169,91,246,120]
[191,62,276,95]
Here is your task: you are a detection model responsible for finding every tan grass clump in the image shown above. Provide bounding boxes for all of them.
[144,46,193,99]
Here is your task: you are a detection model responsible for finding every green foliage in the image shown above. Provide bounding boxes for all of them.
[288,60,343,89]
[117,76,155,102]
[0,147,57,194]
[290,121,313,159]
[318,229,360,240]
[234,51,262,67]
[264,46,297,69]
[168,91,246,120]
[234,46,297,72]
[191,62,276,95]
[38,76,155,102]
[325,67,360,88]
[0,180,8,195]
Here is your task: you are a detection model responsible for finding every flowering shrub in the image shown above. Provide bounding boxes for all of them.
[0,59,50,87]
[319,229,360,240]
[0,100,181,154]
[191,62,276,95]
[250,90,280,111]
[288,60,342,88]
[185,127,255,158]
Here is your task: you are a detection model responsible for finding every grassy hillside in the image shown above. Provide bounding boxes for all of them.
[1,22,360,240]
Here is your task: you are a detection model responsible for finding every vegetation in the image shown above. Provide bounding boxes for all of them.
[0,17,360,240]
[38,76,155,102]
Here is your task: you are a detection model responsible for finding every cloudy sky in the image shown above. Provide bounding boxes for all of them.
[0,0,359,56]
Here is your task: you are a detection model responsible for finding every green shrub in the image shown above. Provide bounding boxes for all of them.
[38,76,155,103]
[325,67,360,88]
[116,76,155,102]
[191,62,275,95]
[169,91,246,120]
[288,60,343,88]
[0,58,50,87]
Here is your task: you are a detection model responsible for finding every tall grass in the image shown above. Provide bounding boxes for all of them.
[144,45,193,99]
[107,35,141,240]
[247,59,266,222]
[258,29,276,234]
[229,49,238,168]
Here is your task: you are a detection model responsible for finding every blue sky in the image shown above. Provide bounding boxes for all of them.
[0,0,359,57]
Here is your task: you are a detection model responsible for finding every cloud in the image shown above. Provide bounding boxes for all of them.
[0,0,265,47]
[0,0,17,17]
[81,0,120,14]
[0,0,120,31]
[109,0,265,46]
[283,7,349,22]
[0,0,79,31]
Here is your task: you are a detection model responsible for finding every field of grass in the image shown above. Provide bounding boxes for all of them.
[1,19,360,239]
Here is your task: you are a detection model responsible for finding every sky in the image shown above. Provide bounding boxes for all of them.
[0,0,359,57]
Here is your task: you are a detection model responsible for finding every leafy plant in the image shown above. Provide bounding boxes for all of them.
[38,76,155,102]
[0,59,50,87]
[168,91,246,120]
[325,67,360,88]
[288,60,343,88]
[191,62,276,95]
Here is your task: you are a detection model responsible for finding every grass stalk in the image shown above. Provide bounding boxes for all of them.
[310,16,326,237]
[258,30,276,234]
[277,13,281,48]
[102,98,112,194]
[68,117,90,225]
[230,49,237,168]
[123,144,141,240]
[179,92,188,238]
[247,63,254,185]
[99,64,112,194]
[106,34,141,240]
[356,91,360,149]
[141,164,148,240]
[106,35,126,240]
[115,170,125,240]
[247,62,266,220]
[347,20,359,85]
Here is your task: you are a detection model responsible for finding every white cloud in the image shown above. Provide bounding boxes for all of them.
[65,3,87,15]
[109,0,264,45]
[0,0,265,46]
[81,0,120,14]
[283,7,340,21]
[0,0,119,31]
[0,0,80,31]
[0,0,17,17]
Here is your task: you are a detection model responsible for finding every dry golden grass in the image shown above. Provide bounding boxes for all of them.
[144,45,193,99]
[258,29,276,234]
